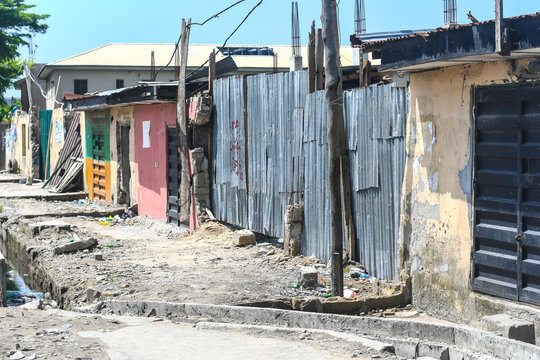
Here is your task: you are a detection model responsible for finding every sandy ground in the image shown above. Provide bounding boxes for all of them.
[0,307,400,360]
[0,198,381,311]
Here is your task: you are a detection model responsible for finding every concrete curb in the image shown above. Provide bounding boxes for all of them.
[76,300,540,360]
[0,192,86,201]
[195,321,395,353]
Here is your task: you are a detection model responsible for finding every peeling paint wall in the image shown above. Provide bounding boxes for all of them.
[49,108,64,172]
[110,106,136,206]
[9,111,32,177]
[400,58,535,325]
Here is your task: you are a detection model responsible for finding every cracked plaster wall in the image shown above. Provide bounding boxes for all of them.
[398,58,535,325]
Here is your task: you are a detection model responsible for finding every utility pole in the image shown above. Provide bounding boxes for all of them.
[321,0,348,297]
[150,51,156,81]
[177,18,191,222]
[495,0,504,54]
[307,21,316,93]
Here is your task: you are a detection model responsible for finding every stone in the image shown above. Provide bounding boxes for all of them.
[20,299,43,310]
[291,205,304,222]
[193,173,209,191]
[86,287,101,302]
[300,267,318,287]
[94,253,103,261]
[54,238,98,255]
[481,314,535,344]
[232,230,256,246]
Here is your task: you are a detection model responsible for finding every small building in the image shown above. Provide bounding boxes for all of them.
[353,13,540,330]
[65,84,179,220]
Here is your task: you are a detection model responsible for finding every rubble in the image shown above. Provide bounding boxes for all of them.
[53,237,97,255]
[232,229,256,246]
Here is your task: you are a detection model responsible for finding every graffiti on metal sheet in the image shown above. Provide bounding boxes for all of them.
[230,119,244,181]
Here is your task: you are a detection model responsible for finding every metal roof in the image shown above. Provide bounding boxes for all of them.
[350,12,540,72]
[38,43,357,79]
[64,83,178,111]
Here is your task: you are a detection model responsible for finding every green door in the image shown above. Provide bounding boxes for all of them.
[39,110,53,179]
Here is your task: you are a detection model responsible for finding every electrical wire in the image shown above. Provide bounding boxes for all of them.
[186,0,263,78]
[153,0,250,79]
[25,63,63,105]
[191,0,247,26]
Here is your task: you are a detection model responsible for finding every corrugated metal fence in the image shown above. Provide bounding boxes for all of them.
[212,72,408,280]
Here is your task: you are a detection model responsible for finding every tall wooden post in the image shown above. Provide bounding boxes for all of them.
[307,21,316,93]
[322,0,348,297]
[315,28,324,91]
[495,0,504,54]
[209,50,216,94]
[177,18,191,222]
[150,51,156,81]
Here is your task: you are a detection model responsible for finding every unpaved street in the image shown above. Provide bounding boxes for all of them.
[0,198,378,310]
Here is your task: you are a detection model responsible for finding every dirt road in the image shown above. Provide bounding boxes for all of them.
[0,198,377,310]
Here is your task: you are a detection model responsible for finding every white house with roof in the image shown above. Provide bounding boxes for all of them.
[37,43,357,110]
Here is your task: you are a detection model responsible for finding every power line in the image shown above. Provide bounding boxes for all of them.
[191,0,247,26]
[186,0,264,78]
[154,0,249,79]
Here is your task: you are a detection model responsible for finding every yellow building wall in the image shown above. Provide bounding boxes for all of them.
[49,108,64,172]
[400,58,537,325]
[8,111,32,177]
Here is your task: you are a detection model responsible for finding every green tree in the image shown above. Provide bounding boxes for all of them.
[0,0,48,103]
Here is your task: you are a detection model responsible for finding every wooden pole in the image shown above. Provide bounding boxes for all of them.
[495,0,503,54]
[358,48,364,88]
[307,21,316,93]
[208,50,216,209]
[322,0,348,297]
[209,50,216,94]
[177,18,191,222]
[151,51,156,81]
[315,28,324,91]
[175,46,180,81]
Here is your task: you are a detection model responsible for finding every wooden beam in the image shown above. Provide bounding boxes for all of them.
[308,21,316,93]
[495,0,503,54]
[209,50,216,94]
[315,28,324,91]
[150,51,156,81]
[177,18,191,222]
[322,0,350,297]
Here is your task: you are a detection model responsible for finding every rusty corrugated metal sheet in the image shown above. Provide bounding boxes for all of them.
[212,73,407,280]
[303,84,408,279]
[212,76,248,227]
[246,71,307,236]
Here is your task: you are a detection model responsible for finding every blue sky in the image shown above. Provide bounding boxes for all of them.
[20,0,540,63]
[5,0,539,97]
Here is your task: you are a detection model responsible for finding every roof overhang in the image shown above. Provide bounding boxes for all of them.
[351,13,540,72]
[65,84,179,111]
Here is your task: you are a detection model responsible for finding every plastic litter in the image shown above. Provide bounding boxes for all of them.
[287,282,300,288]
[350,270,371,280]
[343,289,357,298]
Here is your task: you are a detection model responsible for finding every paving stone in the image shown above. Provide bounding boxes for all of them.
[299,267,318,287]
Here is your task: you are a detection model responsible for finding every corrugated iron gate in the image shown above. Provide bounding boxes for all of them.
[472,82,540,306]
[167,126,182,225]
[212,72,407,280]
